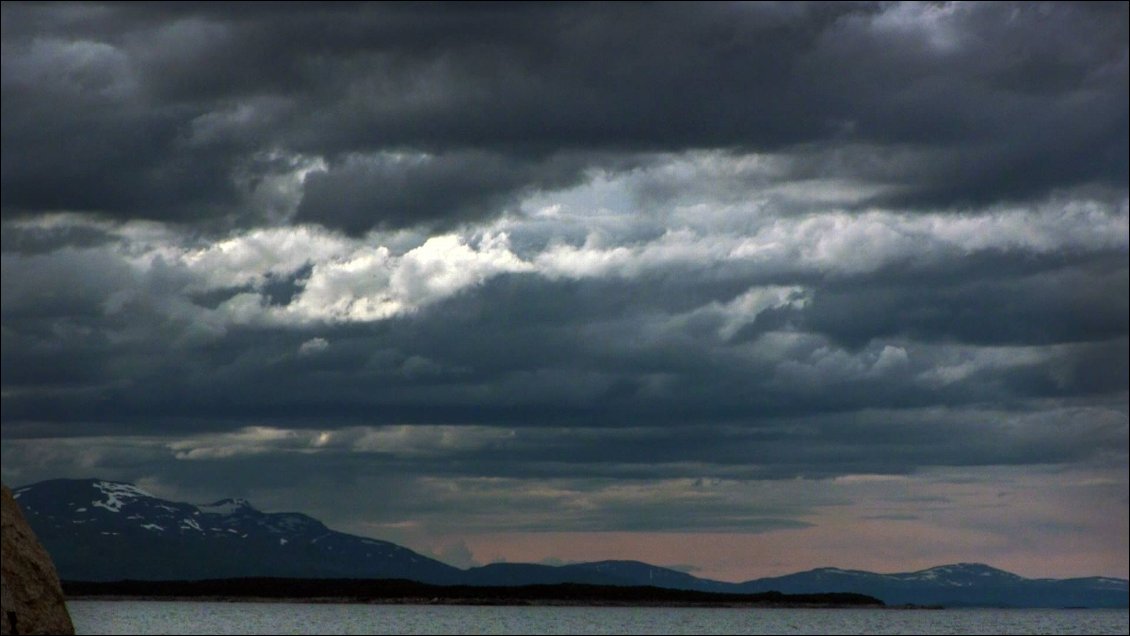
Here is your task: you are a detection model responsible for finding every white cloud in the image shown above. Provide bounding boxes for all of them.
[915,344,1053,388]
[274,231,532,323]
[871,345,910,375]
[8,161,1125,336]
[174,225,346,291]
[297,337,329,356]
[108,227,534,325]
[166,425,517,461]
[712,286,809,340]
[390,233,533,304]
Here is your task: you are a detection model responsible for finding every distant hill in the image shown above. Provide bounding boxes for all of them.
[736,564,1130,608]
[14,478,1128,608]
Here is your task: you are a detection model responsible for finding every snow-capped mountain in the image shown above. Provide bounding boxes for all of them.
[12,478,461,583]
[12,478,1128,607]
[737,563,1129,607]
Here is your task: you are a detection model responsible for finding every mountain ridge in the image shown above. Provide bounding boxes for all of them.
[13,478,1128,607]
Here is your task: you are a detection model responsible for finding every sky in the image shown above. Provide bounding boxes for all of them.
[1,2,1127,582]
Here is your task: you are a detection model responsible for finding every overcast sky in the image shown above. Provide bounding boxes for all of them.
[2,2,1127,581]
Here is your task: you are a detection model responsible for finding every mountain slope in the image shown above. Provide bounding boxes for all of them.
[736,563,1130,608]
[13,479,462,583]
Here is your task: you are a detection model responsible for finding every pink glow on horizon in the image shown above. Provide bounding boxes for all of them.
[458,523,1129,582]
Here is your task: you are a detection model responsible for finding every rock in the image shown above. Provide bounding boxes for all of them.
[1,484,74,635]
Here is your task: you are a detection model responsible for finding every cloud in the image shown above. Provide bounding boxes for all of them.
[428,540,480,569]
[4,3,1124,232]
[295,151,596,235]
[2,183,1125,442]
[1,3,1127,577]
[297,337,328,356]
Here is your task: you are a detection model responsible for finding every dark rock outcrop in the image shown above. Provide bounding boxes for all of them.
[1,484,74,635]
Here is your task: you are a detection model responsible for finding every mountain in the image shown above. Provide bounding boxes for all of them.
[461,560,742,593]
[12,479,462,584]
[735,564,1130,608]
[458,561,1129,607]
[13,478,1128,607]
[459,560,732,590]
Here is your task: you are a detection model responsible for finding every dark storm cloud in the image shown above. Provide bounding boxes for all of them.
[735,252,1130,349]
[294,151,603,234]
[3,256,1125,449]
[0,219,118,254]
[3,2,1126,232]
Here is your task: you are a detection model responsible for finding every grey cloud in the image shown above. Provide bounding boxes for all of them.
[2,200,1126,435]
[295,152,599,235]
[794,256,1129,349]
[0,219,118,254]
[4,3,1125,232]
[4,402,1124,534]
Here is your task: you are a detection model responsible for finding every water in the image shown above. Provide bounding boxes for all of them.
[68,601,1129,635]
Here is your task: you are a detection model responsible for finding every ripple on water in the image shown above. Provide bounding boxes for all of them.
[67,601,1130,636]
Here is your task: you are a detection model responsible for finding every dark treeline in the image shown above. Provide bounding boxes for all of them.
[64,578,883,607]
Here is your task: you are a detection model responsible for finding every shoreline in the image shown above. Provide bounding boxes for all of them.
[66,595,897,608]
[62,579,888,609]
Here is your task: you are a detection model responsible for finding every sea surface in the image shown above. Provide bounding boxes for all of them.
[68,601,1129,635]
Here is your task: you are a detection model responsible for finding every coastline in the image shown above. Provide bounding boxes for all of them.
[63,579,886,609]
[66,595,889,608]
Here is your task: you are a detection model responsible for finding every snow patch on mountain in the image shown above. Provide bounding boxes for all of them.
[1091,578,1130,589]
[91,480,154,512]
[199,499,254,516]
[898,563,1023,586]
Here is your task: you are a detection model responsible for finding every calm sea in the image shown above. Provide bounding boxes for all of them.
[67,601,1130,635]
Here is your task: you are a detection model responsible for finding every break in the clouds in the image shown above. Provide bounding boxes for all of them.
[2,2,1127,581]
